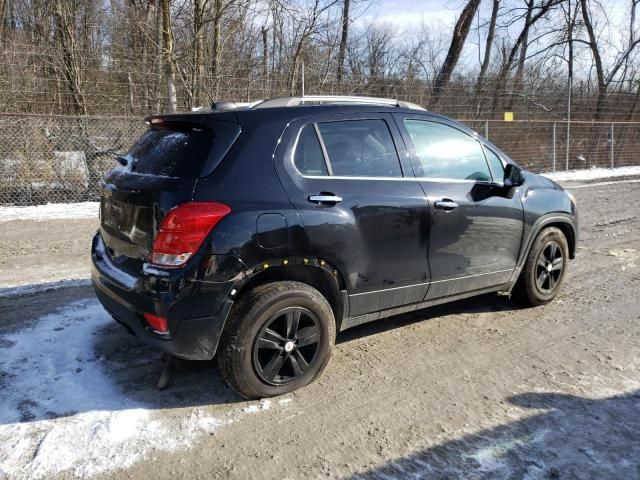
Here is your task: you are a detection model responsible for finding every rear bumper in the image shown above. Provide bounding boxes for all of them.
[91,233,241,360]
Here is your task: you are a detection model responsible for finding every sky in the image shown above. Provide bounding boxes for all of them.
[365,0,459,29]
[355,0,634,75]
[367,0,630,30]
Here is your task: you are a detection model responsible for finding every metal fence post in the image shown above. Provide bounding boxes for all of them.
[552,121,557,172]
[610,123,614,168]
[484,120,489,140]
[565,120,570,172]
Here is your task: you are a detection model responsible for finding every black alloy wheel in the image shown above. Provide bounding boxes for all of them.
[535,240,564,294]
[218,281,335,399]
[514,226,569,306]
[253,307,321,385]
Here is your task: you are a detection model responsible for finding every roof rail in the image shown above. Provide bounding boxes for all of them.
[252,95,426,111]
[210,100,262,110]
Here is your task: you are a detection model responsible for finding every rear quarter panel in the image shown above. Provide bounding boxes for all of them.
[191,111,313,269]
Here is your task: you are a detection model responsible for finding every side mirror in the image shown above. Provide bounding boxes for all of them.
[504,164,525,188]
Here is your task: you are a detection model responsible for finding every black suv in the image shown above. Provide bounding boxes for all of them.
[92,96,578,398]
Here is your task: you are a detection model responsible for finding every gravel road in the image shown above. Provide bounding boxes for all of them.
[0,180,639,479]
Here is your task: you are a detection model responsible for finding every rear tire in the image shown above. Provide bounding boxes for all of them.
[218,281,335,399]
[514,227,569,307]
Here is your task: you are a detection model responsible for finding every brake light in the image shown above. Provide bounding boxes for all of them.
[150,202,231,267]
[143,313,168,333]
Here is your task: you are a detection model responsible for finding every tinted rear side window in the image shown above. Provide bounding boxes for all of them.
[293,125,328,176]
[123,126,213,178]
[317,120,402,177]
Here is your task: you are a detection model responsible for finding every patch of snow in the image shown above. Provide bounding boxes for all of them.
[464,429,549,476]
[0,278,91,298]
[182,409,225,437]
[0,299,289,479]
[564,179,640,189]
[0,202,99,223]
[240,399,272,415]
[541,166,640,182]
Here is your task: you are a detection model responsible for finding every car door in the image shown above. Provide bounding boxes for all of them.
[274,113,431,317]
[394,114,524,300]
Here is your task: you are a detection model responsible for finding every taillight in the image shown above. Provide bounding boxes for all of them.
[143,312,168,333]
[150,202,231,267]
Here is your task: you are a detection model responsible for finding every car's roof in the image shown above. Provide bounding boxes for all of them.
[232,102,453,122]
[148,103,473,138]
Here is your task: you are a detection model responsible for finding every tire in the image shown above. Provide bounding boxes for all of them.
[514,226,569,307]
[218,281,336,399]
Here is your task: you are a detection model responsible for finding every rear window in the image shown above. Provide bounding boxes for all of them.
[123,126,214,178]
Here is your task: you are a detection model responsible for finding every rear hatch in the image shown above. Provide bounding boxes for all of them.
[99,115,240,268]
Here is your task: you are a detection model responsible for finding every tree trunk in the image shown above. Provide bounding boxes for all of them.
[476,0,499,92]
[211,0,222,100]
[53,0,87,116]
[0,0,7,40]
[154,0,163,112]
[337,0,350,83]
[192,0,205,107]
[127,72,136,114]
[432,0,481,104]
[580,0,606,117]
[288,41,304,95]
[262,25,269,95]
[161,0,177,112]
[510,0,533,106]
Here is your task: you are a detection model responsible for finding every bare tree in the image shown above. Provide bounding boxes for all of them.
[191,0,208,107]
[476,0,500,91]
[161,0,177,112]
[286,0,338,95]
[52,0,87,116]
[336,0,350,82]
[580,0,640,117]
[432,0,481,104]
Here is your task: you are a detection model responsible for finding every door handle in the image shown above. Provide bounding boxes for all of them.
[308,194,343,204]
[434,199,459,211]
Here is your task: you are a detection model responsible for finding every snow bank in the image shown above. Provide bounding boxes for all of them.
[0,279,91,298]
[0,299,282,479]
[541,166,640,182]
[0,202,99,223]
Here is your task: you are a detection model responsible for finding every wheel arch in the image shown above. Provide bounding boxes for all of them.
[509,214,577,288]
[232,260,348,331]
[548,221,576,259]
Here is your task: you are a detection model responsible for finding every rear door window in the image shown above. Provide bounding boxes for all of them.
[317,119,402,177]
[403,120,491,182]
[122,126,214,178]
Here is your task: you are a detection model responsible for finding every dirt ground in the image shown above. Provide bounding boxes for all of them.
[1,180,639,479]
[0,219,97,290]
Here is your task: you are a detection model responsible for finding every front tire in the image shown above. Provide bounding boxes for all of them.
[514,227,569,306]
[218,281,336,399]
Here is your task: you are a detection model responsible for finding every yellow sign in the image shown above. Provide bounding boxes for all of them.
[504,111,514,122]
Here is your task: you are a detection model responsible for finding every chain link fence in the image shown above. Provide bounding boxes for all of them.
[463,120,640,173]
[0,114,144,205]
[1,113,639,206]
